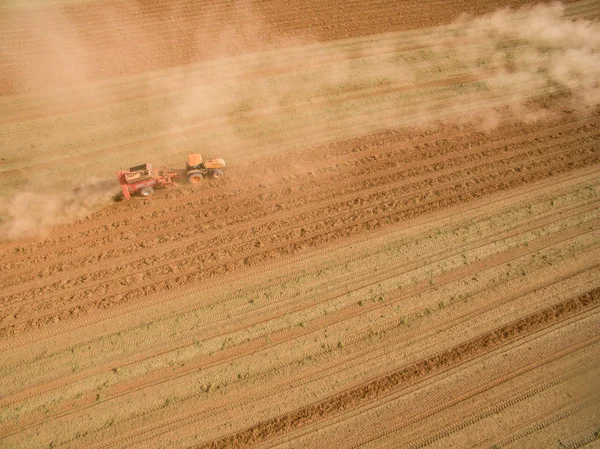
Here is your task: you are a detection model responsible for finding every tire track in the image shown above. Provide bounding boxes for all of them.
[2,192,595,404]
[471,397,599,449]
[3,131,597,315]
[2,221,597,440]
[1,165,596,354]
[269,324,599,449]
[78,269,599,449]
[187,288,600,449]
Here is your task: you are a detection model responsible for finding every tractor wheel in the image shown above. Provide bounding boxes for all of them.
[139,186,154,197]
[188,172,203,184]
[212,169,224,179]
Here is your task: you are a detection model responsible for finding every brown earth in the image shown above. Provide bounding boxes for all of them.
[0,0,588,95]
[0,1,599,449]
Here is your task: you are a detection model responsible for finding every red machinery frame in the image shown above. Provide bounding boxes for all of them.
[117,164,179,199]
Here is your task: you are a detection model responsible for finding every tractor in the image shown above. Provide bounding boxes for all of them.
[117,154,226,199]
[185,153,226,184]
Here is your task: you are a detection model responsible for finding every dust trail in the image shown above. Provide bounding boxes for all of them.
[0,180,119,241]
[427,2,600,126]
[0,2,598,240]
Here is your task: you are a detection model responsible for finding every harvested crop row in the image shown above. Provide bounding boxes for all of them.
[77,281,600,449]
[188,288,600,449]
[2,190,595,408]
[3,227,597,444]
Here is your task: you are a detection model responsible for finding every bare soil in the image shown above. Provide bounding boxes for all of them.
[0,1,599,449]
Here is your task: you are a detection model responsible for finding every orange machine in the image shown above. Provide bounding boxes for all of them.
[117,154,226,199]
[185,153,226,183]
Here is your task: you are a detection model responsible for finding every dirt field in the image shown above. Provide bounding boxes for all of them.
[0,1,599,448]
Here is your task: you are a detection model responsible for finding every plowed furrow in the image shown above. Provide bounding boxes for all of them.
[3,236,596,440]
[1,140,597,337]
[1,192,594,408]
[1,165,594,358]
[80,280,600,449]
[1,118,595,279]
[2,119,594,288]
[3,114,590,269]
[0,0,588,94]
[0,0,519,54]
[1,138,596,324]
[2,168,595,396]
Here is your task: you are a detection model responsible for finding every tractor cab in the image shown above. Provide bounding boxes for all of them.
[186,154,204,170]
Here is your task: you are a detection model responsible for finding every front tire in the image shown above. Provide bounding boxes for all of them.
[211,169,224,179]
[139,186,154,197]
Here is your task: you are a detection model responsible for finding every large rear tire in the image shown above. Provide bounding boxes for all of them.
[139,186,154,197]
[211,169,224,179]
[188,172,203,184]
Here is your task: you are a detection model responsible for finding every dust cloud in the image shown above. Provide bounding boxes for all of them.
[433,2,600,124]
[0,179,119,241]
[0,1,598,240]
[159,1,599,147]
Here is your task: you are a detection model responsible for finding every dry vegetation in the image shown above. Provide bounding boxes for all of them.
[0,0,599,448]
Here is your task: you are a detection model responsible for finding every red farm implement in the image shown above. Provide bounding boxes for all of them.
[117,163,179,200]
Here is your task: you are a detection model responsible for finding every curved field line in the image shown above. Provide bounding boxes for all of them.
[3,120,594,294]
[1,164,597,353]
[1,192,596,404]
[2,156,596,338]
[3,133,596,321]
[178,292,600,449]
[2,226,597,439]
